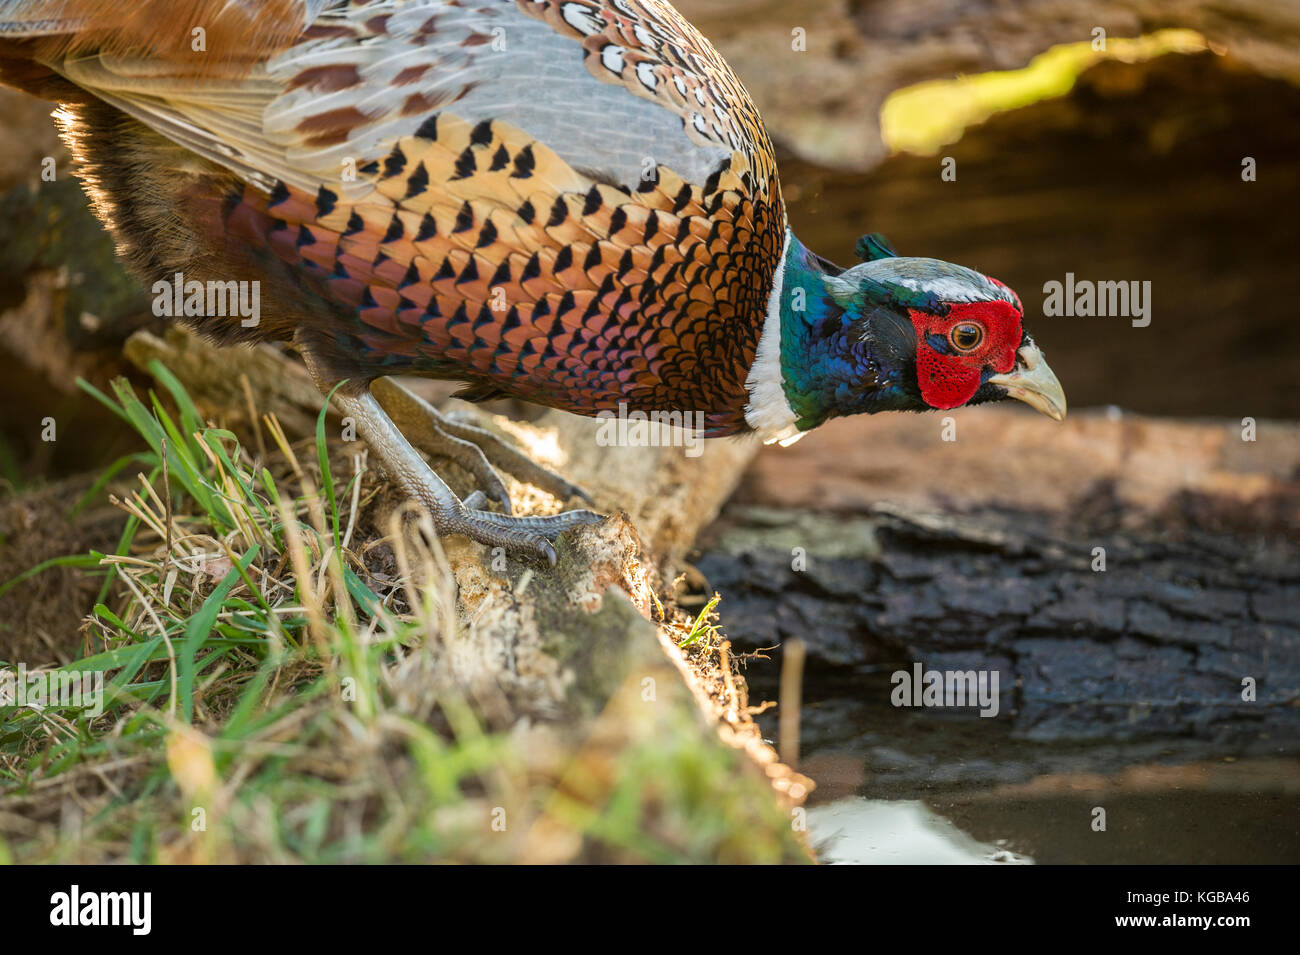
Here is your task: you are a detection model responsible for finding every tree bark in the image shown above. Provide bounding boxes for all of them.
[698,406,1300,742]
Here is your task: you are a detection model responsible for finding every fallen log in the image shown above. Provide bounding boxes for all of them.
[119,326,814,849]
[698,406,1300,743]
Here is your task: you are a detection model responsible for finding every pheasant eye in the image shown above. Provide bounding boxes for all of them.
[949,322,983,353]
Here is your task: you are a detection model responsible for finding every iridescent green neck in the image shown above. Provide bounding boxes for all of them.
[744,231,919,443]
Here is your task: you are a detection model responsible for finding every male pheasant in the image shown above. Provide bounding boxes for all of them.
[0,0,1065,562]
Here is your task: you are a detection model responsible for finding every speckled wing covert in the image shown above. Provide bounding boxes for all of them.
[42,0,787,432]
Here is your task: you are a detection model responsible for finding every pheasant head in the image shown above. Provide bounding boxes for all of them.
[744,231,1066,445]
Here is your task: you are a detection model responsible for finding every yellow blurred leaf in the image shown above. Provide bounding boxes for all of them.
[166,727,216,798]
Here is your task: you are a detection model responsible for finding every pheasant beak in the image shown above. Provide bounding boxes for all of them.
[988,341,1067,421]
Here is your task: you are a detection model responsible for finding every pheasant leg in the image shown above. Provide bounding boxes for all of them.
[370,377,594,507]
[304,361,602,564]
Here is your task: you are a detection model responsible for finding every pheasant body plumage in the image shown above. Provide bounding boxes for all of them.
[0,0,1066,559]
[238,108,784,436]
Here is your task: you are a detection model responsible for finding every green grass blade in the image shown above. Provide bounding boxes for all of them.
[178,546,259,722]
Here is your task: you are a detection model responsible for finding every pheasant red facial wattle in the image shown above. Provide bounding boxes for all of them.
[908,298,1024,410]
